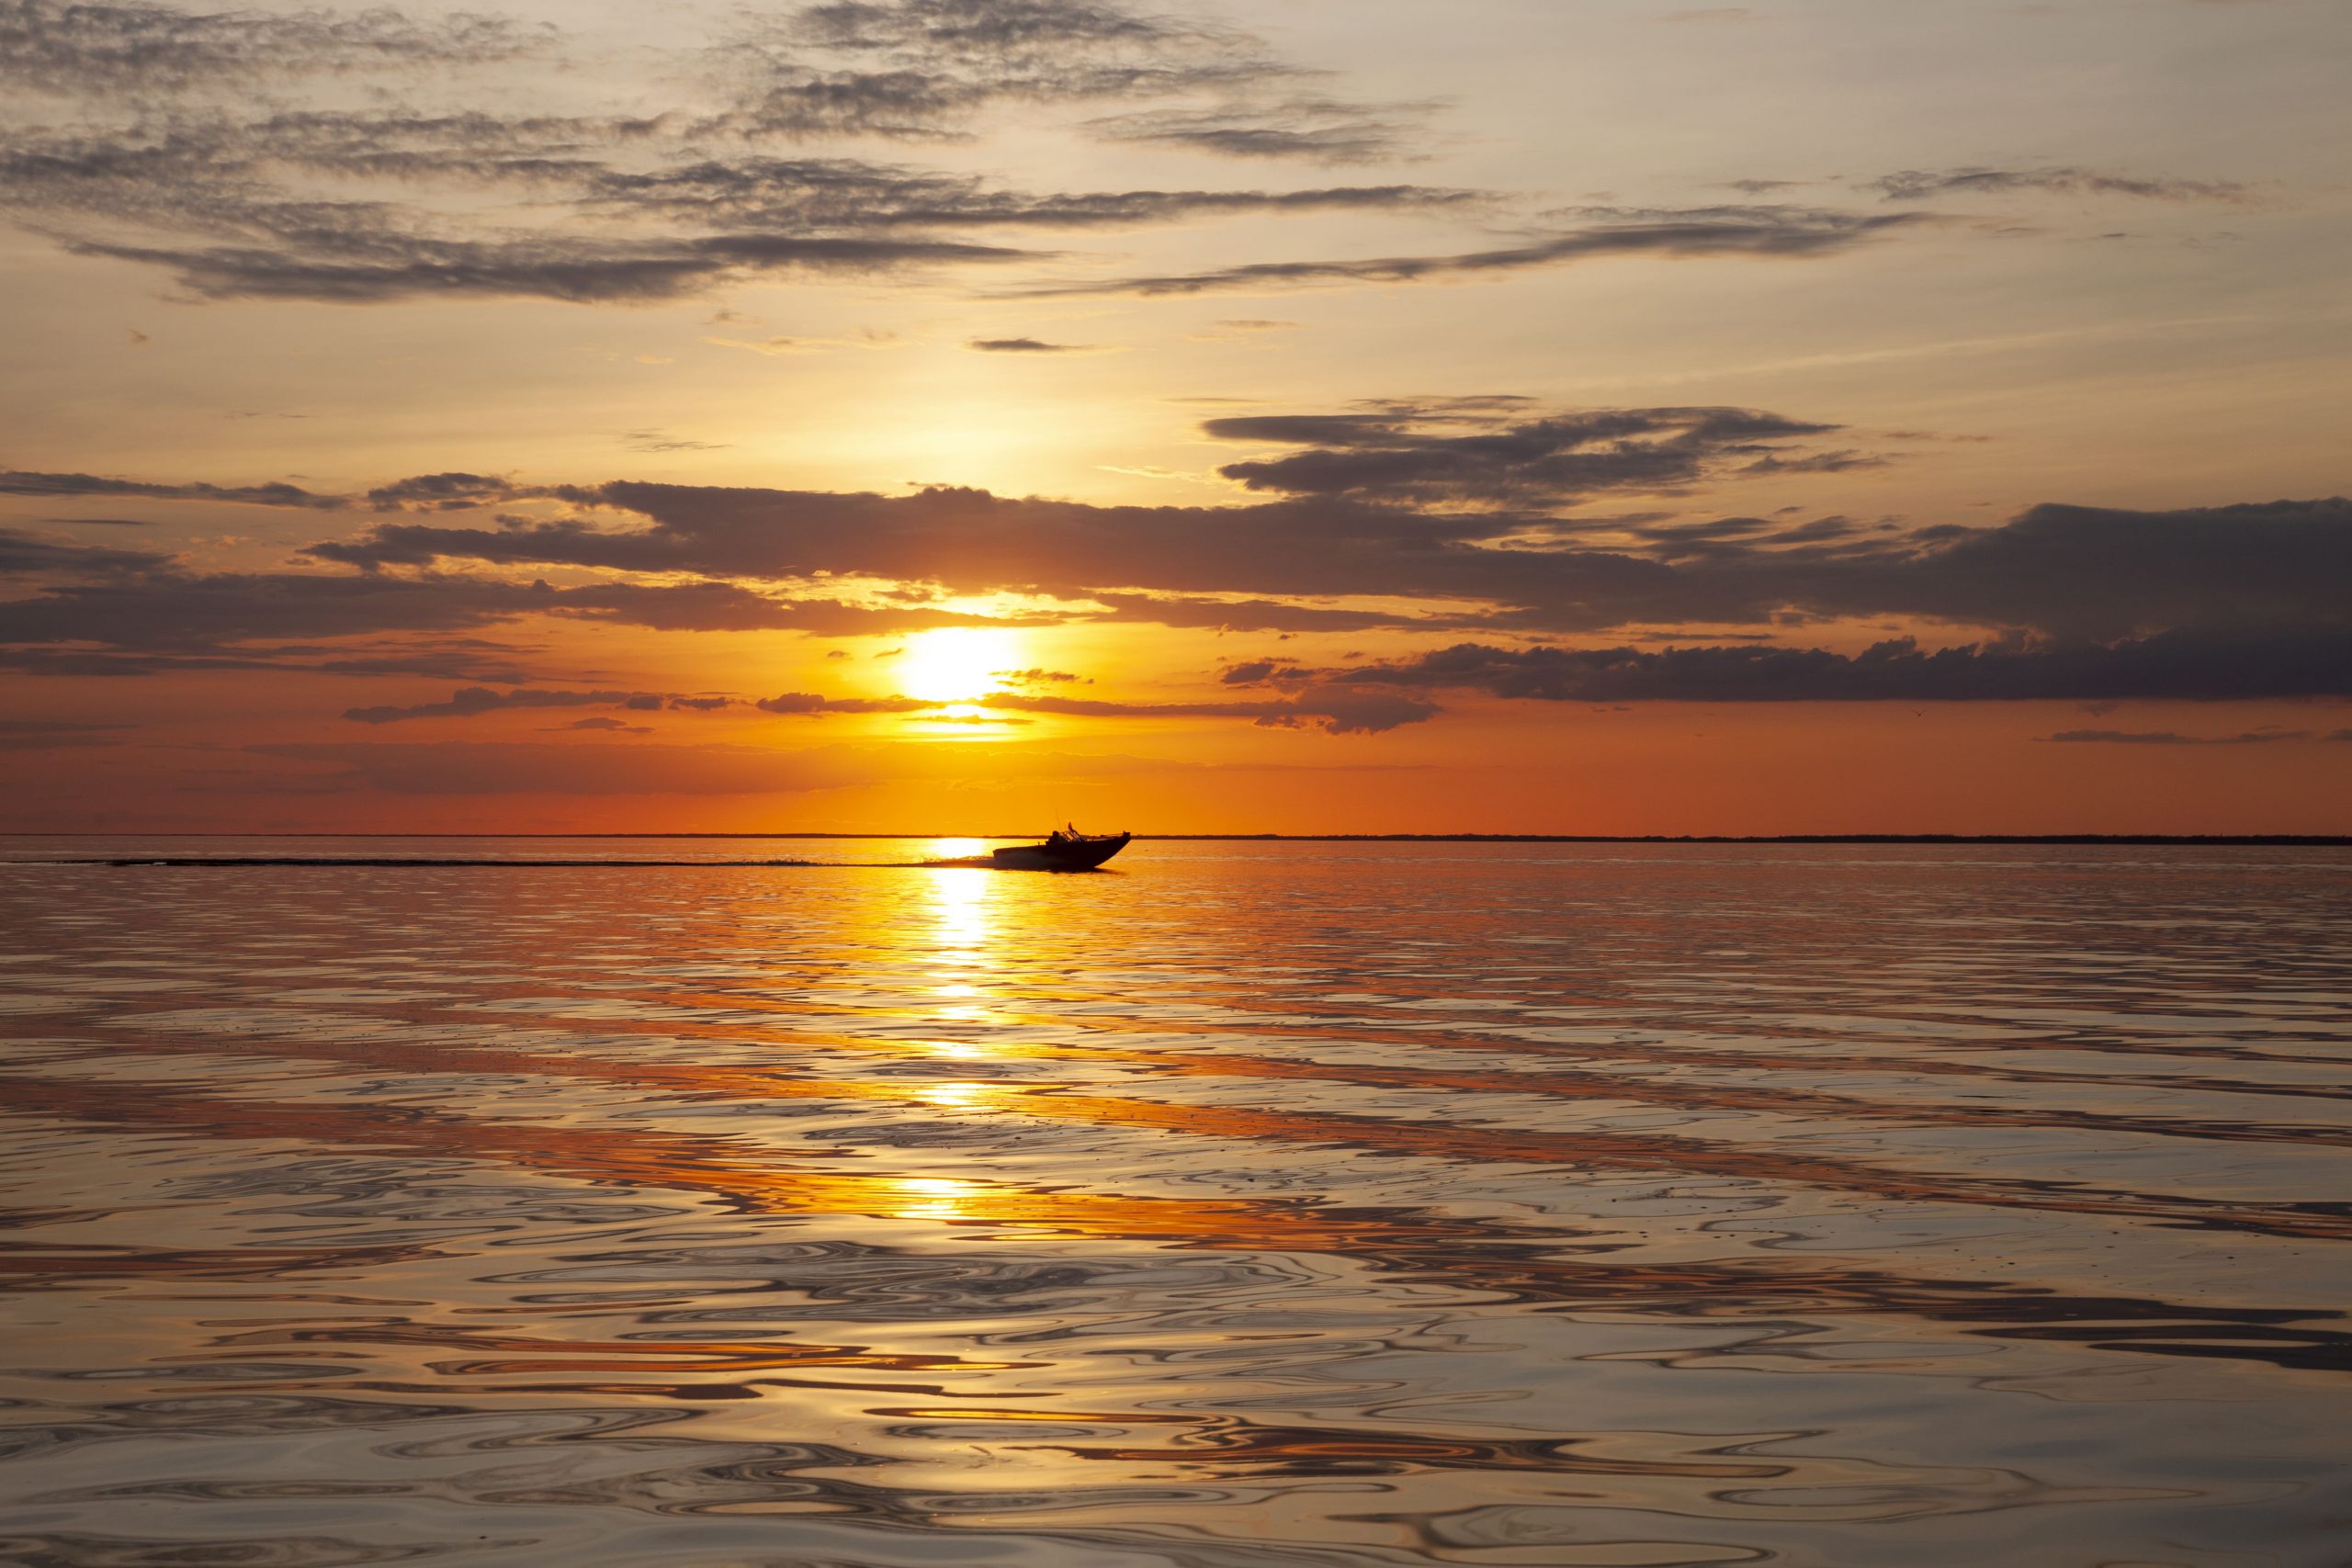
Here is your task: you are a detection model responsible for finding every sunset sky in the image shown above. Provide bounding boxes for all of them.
[3,0,2347,832]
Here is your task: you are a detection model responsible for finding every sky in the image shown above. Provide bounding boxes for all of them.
[2,0,2347,834]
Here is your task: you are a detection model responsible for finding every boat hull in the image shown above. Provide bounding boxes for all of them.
[989,833,1131,871]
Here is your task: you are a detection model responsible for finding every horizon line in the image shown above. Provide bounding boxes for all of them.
[6,832,2349,847]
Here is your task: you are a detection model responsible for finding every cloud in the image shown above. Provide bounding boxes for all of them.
[1184,317,1299,342]
[2043,728,2345,745]
[309,645,542,682]
[17,430,2352,706]
[13,0,1948,320]
[749,685,1434,734]
[66,231,1036,306]
[250,736,1179,795]
[0,0,549,95]
[362,473,571,513]
[1083,592,1471,633]
[1021,207,1929,297]
[0,570,558,657]
[754,691,936,715]
[583,160,1479,230]
[0,718,129,749]
[551,580,1046,635]
[0,637,541,680]
[968,335,1089,353]
[0,526,1062,672]
[299,459,2352,646]
[780,0,1197,56]
[1320,630,2352,703]
[1827,498,2352,642]
[1204,400,1852,506]
[622,430,730,453]
[0,469,343,508]
[985,689,1437,734]
[0,99,1471,306]
[550,716,651,733]
[1085,99,1435,164]
[1869,167,2250,203]
[0,526,173,576]
[344,686,677,725]
[0,572,1045,674]
[704,0,1313,144]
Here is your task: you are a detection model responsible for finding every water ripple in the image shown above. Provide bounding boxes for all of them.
[2,840,2347,1565]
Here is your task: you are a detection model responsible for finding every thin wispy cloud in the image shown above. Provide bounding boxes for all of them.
[0,469,343,509]
[620,430,730,453]
[753,686,1433,734]
[1085,98,1442,165]
[1870,166,2251,203]
[2044,728,2349,745]
[1021,209,1932,298]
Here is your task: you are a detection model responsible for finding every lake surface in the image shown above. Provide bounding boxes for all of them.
[1,839,2347,1566]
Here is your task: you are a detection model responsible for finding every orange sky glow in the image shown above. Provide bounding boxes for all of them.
[3,0,2347,833]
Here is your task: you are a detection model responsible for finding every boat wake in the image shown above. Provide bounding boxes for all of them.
[48,856,1114,872]
[80,857,824,868]
[906,855,1121,872]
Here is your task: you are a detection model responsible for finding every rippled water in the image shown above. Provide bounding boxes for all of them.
[2,839,2347,1567]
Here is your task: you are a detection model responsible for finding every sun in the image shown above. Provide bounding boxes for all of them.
[898,627,1023,704]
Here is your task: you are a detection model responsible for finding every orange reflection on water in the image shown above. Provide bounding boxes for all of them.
[915,1080,1006,1113]
[23,1067,2350,1379]
[919,856,1006,1084]
[927,882,990,956]
[888,1176,982,1222]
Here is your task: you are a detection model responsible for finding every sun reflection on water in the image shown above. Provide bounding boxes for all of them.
[917,1081,998,1112]
[889,1176,980,1223]
[917,850,1005,1088]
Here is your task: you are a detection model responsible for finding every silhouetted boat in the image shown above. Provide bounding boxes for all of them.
[990,827,1131,871]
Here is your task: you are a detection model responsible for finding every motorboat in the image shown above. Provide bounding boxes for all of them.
[989,826,1132,871]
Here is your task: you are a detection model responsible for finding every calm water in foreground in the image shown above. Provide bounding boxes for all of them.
[0,840,2347,1567]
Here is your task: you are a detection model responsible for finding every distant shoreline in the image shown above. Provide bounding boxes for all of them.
[8,832,2349,847]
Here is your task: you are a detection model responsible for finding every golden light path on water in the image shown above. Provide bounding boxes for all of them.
[0,837,2347,1567]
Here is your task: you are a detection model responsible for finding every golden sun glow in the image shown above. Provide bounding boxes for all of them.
[898,628,1023,704]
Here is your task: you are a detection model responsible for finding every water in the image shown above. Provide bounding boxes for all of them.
[1,839,2346,1567]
